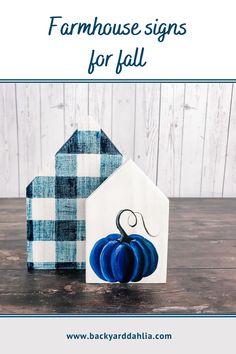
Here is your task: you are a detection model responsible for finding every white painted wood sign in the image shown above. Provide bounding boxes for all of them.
[86,159,169,283]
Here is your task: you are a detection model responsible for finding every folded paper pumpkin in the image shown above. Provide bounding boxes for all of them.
[26,118,123,270]
[86,160,169,283]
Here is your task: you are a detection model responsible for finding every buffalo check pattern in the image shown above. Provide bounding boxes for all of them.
[27,126,123,270]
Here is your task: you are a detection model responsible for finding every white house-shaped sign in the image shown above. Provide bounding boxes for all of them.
[86,159,169,284]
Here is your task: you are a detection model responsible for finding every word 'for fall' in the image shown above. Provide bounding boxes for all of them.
[88,47,147,74]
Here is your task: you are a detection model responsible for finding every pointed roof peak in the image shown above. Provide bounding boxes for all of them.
[86,159,169,202]
[56,116,122,155]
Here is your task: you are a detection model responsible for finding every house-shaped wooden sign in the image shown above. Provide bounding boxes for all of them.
[26,118,123,270]
[86,159,169,283]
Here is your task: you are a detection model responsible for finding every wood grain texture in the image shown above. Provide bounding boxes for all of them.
[157,84,185,196]
[64,83,88,139]
[40,84,65,166]
[201,84,232,197]
[134,84,160,183]
[1,239,236,271]
[112,84,135,158]
[223,85,236,197]
[0,198,236,313]
[0,83,236,197]
[180,84,208,196]
[16,84,41,195]
[0,198,25,223]
[88,83,113,136]
[0,269,235,314]
[0,85,19,197]
[169,198,236,240]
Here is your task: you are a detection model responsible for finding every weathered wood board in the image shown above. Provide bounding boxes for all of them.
[0,198,235,313]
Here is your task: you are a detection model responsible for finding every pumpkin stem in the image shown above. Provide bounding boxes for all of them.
[128,212,158,238]
[116,209,159,242]
[116,209,137,243]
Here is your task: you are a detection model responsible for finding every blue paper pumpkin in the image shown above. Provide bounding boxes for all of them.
[89,209,158,283]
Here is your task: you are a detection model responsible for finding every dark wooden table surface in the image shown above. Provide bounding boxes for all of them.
[0,198,236,314]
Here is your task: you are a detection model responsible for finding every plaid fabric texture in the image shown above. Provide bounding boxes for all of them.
[27,126,123,270]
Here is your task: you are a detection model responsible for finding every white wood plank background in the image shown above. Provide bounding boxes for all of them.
[158,83,185,197]
[0,83,235,197]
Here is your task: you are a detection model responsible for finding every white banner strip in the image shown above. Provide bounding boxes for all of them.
[0,0,235,79]
[0,317,235,353]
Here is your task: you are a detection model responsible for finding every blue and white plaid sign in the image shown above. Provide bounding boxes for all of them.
[26,120,123,270]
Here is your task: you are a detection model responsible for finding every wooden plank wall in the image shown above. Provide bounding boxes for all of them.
[0,83,235,197]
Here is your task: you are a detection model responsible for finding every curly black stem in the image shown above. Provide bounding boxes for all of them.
[116,209,158,242]
[116,209,137,243]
